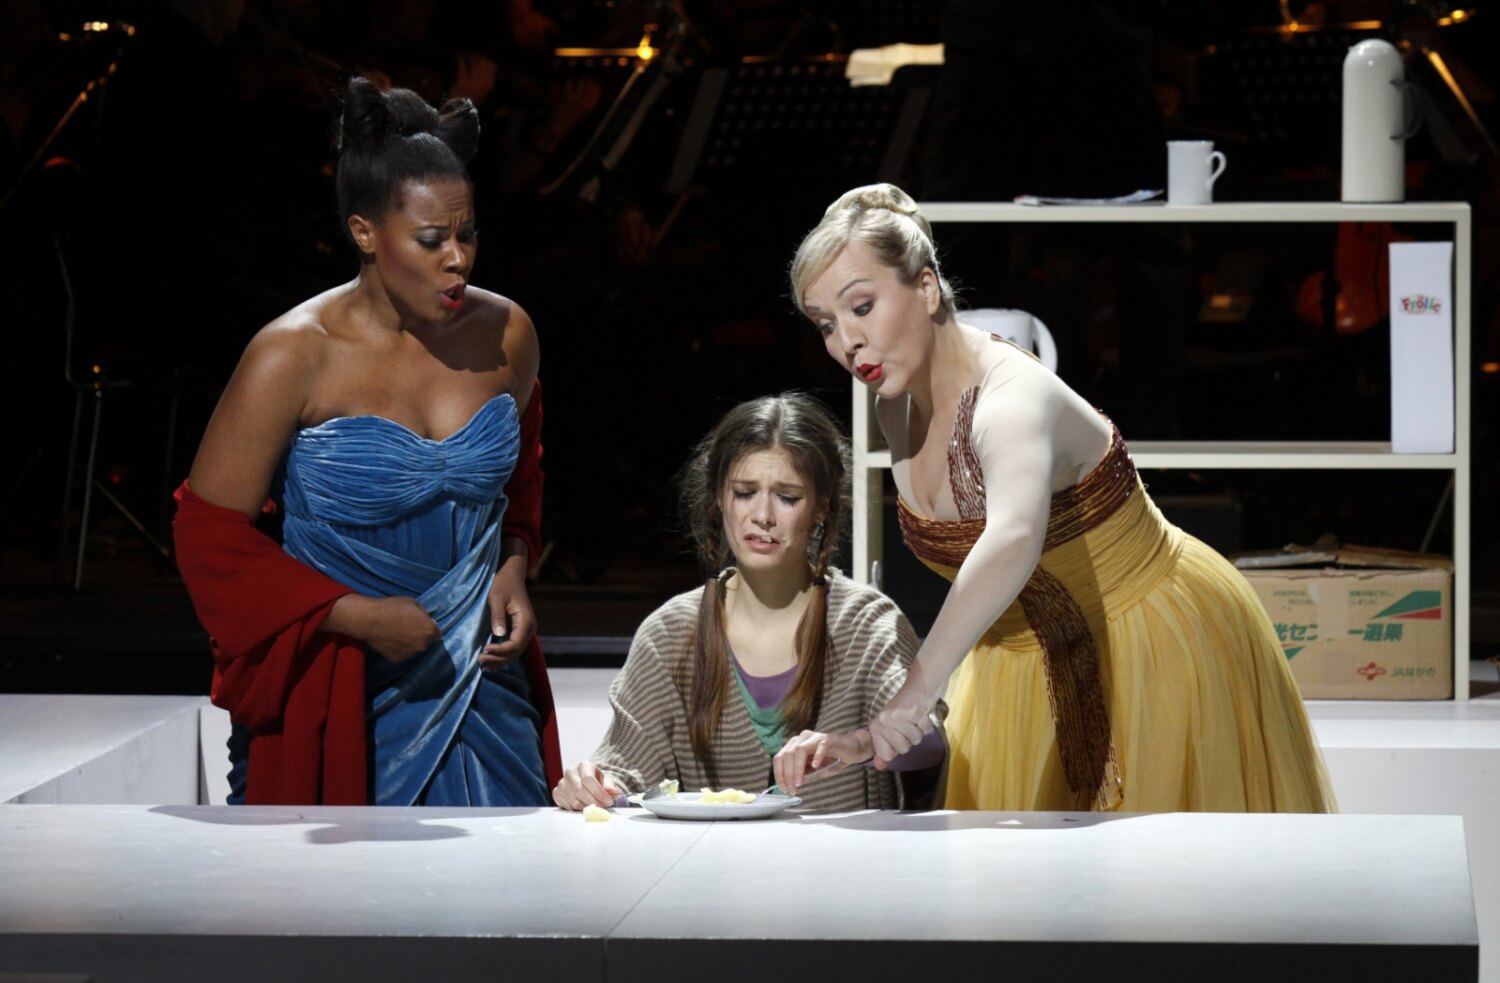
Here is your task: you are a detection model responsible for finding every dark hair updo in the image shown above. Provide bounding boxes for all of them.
[335,77,481,240]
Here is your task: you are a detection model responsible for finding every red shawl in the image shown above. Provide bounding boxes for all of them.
[501,381,563,786]
[174,382,562,804]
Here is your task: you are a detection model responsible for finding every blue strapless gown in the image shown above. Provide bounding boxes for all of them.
[232,393,549,806]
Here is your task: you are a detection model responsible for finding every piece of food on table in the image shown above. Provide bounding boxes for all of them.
[582,804,610,822]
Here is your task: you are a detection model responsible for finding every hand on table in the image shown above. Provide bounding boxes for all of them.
[553,760,622,810]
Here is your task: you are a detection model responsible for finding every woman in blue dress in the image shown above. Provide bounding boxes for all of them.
[181,78,553,806]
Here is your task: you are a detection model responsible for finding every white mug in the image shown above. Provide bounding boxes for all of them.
[1167,140,1227,205]
[956,308,1058,371]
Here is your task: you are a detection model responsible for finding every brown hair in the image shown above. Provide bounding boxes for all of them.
[677,393,851,770]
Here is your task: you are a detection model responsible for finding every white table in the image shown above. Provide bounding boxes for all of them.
[0,804,1477,982]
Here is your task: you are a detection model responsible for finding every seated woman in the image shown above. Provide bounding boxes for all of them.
[552,394,944,812]
[174,78,560,806]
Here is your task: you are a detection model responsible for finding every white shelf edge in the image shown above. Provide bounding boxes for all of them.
[918,201,1471,224]
[857,447,1457,471]
[1133,443,1457,469]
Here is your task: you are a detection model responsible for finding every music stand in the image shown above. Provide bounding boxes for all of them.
[51,228,173,591]
[1,25,175,590]
[540,1,700,204]
[662,57,934,209]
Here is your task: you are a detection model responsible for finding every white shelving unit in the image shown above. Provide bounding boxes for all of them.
[851,202,1472,698]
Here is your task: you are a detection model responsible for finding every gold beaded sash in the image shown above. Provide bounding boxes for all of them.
[897,402,1133,810]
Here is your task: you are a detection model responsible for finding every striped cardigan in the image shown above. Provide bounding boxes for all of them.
[593,571,936,811]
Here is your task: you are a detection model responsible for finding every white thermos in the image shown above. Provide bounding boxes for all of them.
[1341,39,1407,202]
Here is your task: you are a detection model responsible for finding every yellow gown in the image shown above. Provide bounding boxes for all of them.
[898,394,1336,813]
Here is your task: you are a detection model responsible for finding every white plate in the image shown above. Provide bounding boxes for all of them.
[627,791,803,821]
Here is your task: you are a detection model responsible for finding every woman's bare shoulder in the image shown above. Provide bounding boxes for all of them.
[468,286,540,340]
[466,287,539,401]
[971,344,1110,487]
[242,296,339,371]
[185,295,342,508]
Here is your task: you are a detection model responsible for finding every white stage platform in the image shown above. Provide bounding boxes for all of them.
[2,676,1498,979]
[0,805,1478,982]
[0,694,200,806]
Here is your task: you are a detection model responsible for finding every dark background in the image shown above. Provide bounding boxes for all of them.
[2,0,1497,693]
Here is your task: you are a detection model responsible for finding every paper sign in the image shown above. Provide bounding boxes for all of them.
[1388,242,1454,453]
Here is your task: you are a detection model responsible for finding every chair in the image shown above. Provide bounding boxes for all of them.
[954,308,1059,371]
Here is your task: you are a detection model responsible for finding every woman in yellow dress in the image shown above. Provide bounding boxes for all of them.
[784,183,1335,812]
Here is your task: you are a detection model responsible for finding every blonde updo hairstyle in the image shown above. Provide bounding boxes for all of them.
[789,183,956,320]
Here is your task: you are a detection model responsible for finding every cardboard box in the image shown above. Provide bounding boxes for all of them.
[1236,544,1452,700]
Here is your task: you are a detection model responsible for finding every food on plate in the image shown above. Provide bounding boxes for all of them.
[695,788,757,804]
